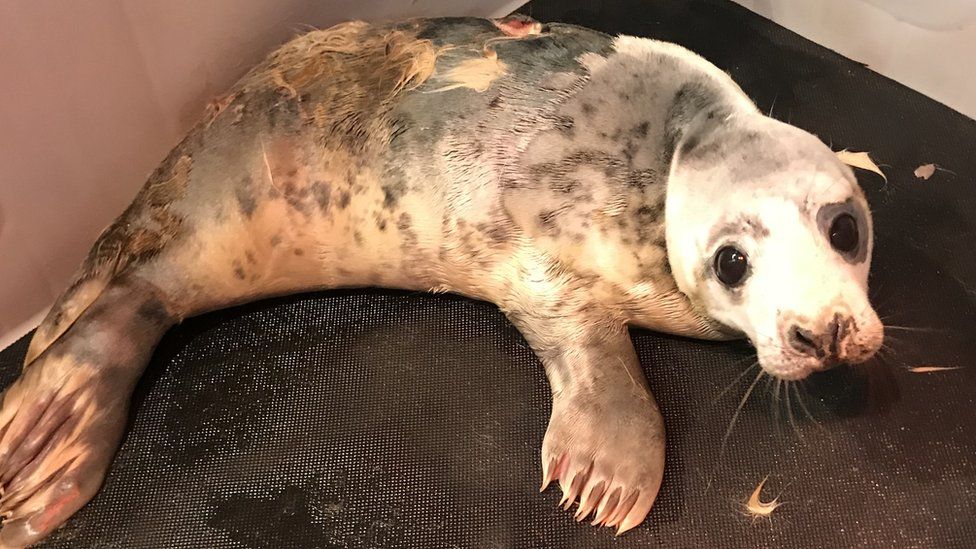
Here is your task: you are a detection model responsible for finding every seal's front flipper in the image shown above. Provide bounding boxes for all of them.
[506,310,665,534]
[0,276,175,548]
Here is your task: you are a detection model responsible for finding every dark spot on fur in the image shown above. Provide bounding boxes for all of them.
[664,83,723,162]
[382,181,407,209]
[634,121,650,138]
[397,212,412,231]
[481,223,509,245]
[353,230,364,245]
[233,263,246,280]
[628,169,658,190]
[555,115,574,135]
[293,248,305,256]
[398,213,419,253]
[136,298,172,327]
[377,218,388,231]
[311,180,331,211]
[550,178,580,194]
[245,250,257,265]
[488,95,502,109]
[581,102,595,115]
[235,175,257,218]
[746,218,770,239]
[622,139,638,164]
[636,201,664,225]
[338,191,351,209]
[283,185,312,217]
[270,234,283,246]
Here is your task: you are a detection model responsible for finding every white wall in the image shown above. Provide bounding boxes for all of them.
[0,0,526,349]
[733,0,976,119]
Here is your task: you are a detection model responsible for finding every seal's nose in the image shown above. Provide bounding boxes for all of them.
[788,313,846,361]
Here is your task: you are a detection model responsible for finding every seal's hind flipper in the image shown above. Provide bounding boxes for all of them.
[1,276,176,547]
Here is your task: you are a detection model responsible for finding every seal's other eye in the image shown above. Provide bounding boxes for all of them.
[714,246,748,287]
[829,213,859,253]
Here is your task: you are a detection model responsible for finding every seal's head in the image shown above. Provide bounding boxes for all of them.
[666,113,883,380]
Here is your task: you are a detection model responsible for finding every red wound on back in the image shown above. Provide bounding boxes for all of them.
[492,14,543,38]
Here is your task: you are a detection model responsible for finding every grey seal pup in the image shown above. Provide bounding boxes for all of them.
[0,15,883,547]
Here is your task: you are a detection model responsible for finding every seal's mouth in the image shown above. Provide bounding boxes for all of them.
[756,328,883,380]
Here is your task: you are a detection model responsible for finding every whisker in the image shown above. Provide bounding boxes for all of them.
[772,378,782,433]
[879,342,899,353]
[876,306,930,323]
[785,381,804,443]
[794,382,826,432]
[707,368,765,492]
[884,325,938,333]
[713,361,760,403]
[873,351,911,371]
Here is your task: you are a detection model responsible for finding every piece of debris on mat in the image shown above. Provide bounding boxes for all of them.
[744,476,783,521]
[836,150,887,182]
[909,365,961,373]
[914,163,937,180]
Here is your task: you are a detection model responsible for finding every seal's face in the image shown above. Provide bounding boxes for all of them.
[666,115,883,379]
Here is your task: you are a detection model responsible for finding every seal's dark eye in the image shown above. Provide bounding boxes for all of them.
[714,246,748,287]
[829,213,859,253]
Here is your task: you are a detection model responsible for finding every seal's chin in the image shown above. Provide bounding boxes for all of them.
[756,352,824,381]
[755,337,882,380]
[754,341,847,380]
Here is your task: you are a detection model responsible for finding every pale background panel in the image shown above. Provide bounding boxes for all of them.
[733,0,976,119]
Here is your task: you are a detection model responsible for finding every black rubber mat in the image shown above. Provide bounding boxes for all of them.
[3,0,976,547]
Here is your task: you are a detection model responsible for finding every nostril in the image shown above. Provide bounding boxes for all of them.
[788,325,821,357]
[829,315,842,357]
[830,314,853,359]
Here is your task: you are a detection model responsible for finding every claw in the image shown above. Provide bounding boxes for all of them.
[562,463,591,511]
[540,455,559,492]
[607,489,639,530]
[561,474,580,510]
[592,486,621,526]
[575,479,606,521]
[556,456,577,505]
[558,484,571,508]
[617,488,659,535]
